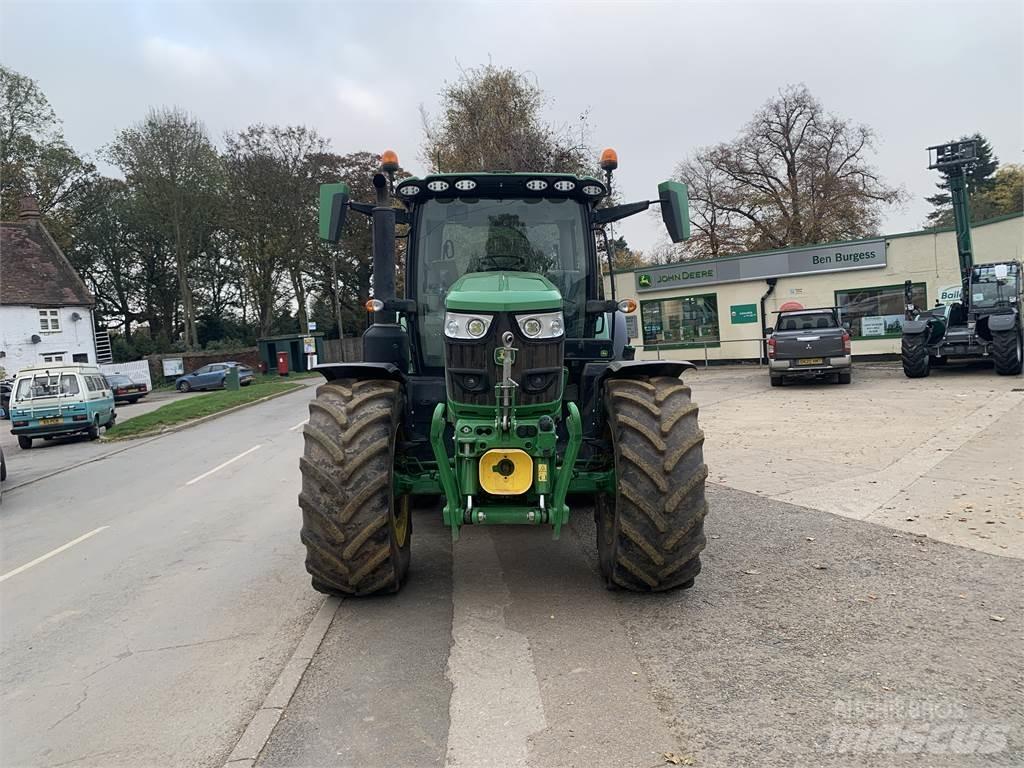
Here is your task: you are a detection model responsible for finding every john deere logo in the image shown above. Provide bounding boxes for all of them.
[494,348,516,365]
[638,274,652,287]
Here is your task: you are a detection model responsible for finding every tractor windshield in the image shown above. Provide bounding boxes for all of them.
[415,197,590,367]
[972,264,1021,309]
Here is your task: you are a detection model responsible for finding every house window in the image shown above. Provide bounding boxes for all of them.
[835,284,927,338]
[41,353,65,363]
[640,294,720,347]
[72,353,89,363]
[39,309,61,333]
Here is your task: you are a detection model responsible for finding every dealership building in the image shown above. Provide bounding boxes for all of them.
[606,213,1023,362]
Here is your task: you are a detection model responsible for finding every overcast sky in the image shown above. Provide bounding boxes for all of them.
[2,0,1021,252]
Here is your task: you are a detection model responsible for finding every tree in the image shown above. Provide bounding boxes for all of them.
[108,108,222,350]
[0,65,96,243]
[983,164,1023,217]
[421,64,590,174]
[673,84,903,259]
[925,133,999,227]
[599,235,647,273]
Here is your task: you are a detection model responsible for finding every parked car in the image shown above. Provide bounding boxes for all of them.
[1,377,12,420]
[175,362,255,392]
[8,363,117,449]
[103,373,149,404]
[767,307,852,386]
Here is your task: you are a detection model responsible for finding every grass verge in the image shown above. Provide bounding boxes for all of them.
[105,381,301,439]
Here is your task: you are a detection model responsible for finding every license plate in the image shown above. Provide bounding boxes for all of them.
[39,417,63,425]
[797,357,824,366]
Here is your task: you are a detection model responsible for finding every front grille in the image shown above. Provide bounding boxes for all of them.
[445,313,563,405]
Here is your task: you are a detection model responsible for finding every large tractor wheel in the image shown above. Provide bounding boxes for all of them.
[299,379,411,596]
[992,328,1023,375]
[596,376,709,592]
[901,333,930,378]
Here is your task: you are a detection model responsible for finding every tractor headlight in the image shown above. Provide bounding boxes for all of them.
[444,312,493,339]
[517,311,564,339]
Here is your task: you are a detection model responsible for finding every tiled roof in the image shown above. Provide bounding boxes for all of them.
[0,220,94,307]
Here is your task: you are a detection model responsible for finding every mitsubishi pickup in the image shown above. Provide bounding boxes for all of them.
[766,307,852,386]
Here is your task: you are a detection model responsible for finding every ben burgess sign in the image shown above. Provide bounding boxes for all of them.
[635,239,886,292]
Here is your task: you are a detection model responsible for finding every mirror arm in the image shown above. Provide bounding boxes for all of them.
[586,299,617,314]
[349,201,374,217]
[384,299,417,315]
[592,200,653,226]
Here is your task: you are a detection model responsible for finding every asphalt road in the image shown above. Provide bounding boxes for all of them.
[0,387,321,768]
[2,380,1021,767]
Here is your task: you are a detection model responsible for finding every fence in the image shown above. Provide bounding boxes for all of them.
[321,338,363,363]
[635,337,768,367]
[99,360,154,391]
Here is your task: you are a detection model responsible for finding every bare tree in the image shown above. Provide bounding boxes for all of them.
[673,84,904,259]
[420,64,590,174]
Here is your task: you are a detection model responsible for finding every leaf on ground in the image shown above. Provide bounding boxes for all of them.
[663,752,695,766]
[812,564,828,570]
[990,615,1006,622]
[742,569,761,575]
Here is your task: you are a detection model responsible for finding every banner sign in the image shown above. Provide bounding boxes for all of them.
[636,239,886,292]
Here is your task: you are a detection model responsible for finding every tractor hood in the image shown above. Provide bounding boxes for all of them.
[445,272,562,313]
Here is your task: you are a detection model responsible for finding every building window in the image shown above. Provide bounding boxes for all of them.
[72,353,89,363]
[641,294,720,347]
[835,283,927,338]
[41,353,65,363]
[39,309,61,333]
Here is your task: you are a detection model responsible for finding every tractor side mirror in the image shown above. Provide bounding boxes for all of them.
[319,183,350,242]
[658,180,690,244]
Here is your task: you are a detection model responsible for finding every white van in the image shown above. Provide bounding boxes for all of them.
[8,363,117,449]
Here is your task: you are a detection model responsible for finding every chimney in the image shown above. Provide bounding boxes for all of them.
[18,195,41,220]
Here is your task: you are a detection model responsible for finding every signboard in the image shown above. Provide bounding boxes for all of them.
[635,239,886,292]
[938,284,961,305]
[307,321,317,331]
[861,315,905,336]
[302,336,316,354]
[162,357,184,377]
[730,304,758,324]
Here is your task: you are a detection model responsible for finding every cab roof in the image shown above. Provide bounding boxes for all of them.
[15,363,102,376]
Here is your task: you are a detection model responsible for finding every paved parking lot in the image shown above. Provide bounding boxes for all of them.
[689,362,1023,559]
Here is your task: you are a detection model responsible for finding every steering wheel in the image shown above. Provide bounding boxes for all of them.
[478,252,528,271]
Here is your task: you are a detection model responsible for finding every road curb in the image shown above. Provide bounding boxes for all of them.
[223,596,342,767]
[101,385,305,443]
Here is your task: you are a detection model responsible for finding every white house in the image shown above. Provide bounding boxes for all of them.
[0,196,100,377]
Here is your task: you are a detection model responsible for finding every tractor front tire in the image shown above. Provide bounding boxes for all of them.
[992,329,1023,375]
[901,333,930,378]
[596,376,709,592]
[299,379,411,596]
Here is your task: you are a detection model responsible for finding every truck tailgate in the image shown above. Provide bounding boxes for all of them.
[775,330,846,359]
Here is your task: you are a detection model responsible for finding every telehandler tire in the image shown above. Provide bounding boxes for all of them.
[299,379,411,596]
[991,329,1023,375]
[901,333,930,378]
[596,376,708,592]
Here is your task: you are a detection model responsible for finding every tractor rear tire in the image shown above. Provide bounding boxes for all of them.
[596,376,709,592]
[901,333,930,378]
[992,329,1023,375]
[299,379,411,596]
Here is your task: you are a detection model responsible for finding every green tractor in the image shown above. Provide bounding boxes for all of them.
[300,149,709,595]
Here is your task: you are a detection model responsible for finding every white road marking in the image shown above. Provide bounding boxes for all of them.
[445,530,546,767]
[288,418,309,432]
[185,445,262,486]
[0,526,109,584]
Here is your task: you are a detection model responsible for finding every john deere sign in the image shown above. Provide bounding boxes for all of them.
[635,238,886,292]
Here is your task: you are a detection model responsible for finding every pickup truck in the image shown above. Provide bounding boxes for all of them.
[766,308,852,386]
